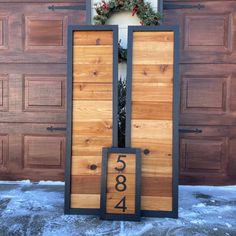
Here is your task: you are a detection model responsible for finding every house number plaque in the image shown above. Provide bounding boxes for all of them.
[100,147,141,221]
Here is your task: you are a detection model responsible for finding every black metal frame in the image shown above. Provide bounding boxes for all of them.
[100,147,141,221]
[65,25,119,215]
[125,25,179,218]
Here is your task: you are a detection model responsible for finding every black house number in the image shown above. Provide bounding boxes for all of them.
[114,155,127,212]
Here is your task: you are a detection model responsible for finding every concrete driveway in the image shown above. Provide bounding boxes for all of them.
[0,181,235,236]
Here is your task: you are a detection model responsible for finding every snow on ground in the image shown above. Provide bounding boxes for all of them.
[0,181,236,236]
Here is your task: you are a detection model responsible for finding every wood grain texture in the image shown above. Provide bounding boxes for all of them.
[105,152,136,214]
[132,101,172,120]
[72,136,111,156]
[131,120,172,141]
[72,101,112,120]
[0,1,86,181]
[70,30,114,209]
[107,173,135,194]
[74,31,113,46]
[73,46,112,64]
[71,156,102,176]
[71,175,101,194]
[131,31,174,211]
[73,64,112,83]
[132,83,173,102]
[69,175,173,197]
[142,158,172,177]
[73,83,112,100]
[107,153,136,174]
[141,196,172,211]
[132,65,173,83]
[106,193,135,214]
[71,194,100,209]
[72,120,112,137]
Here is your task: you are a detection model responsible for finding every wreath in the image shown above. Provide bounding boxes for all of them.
[94,0,161,26]
[94,0,162,62]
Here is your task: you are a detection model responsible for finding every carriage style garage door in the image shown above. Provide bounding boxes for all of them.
[164,0,236,185]
[1,0,236,185]
[0,0,87,180]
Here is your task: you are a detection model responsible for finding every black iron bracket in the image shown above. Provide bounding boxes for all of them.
[47,126,67,132]
[179,128,202,134]
[164,3,204,10]
[48,5,86,11]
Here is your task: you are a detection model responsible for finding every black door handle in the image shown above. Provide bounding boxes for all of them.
[47,126,67,132]
[179,128,202,134]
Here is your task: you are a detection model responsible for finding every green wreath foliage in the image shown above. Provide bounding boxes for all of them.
[94,0,162,62]
[94,0,162,26]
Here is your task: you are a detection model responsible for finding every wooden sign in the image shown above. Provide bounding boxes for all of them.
[65,25,118,215]
[126,26,179,218]
[100,147,141,221]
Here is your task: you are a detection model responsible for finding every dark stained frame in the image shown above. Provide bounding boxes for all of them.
[100,147,141,221]
[125,25,179,218]
[65,25,119,215]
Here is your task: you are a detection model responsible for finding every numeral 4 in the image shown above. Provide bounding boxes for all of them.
[114,196,127,212]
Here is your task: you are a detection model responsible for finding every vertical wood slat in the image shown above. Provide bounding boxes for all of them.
[66,26,118,214]
[126,26,179,217]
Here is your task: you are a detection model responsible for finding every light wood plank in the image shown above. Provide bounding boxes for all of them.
[74,31,113,45]
[132,140,172,159]
[71,156,102,175]
[142,177,172,197]
[73,83,112,100]
[72,101,112,120]
[132,101,172,120]
[142,157,172,177]
[133,32,174,43]
[133,64,173,83]
[131,120,172,141]
[73,64,112,83]
[72,136,112,156]
[107,173,135,194]
[72,120,112,137]
[132,83,173,102]
[70,194,100,209]
[108,153,136,174]
[141,196,172,211]
[71,175,100,194]
[106,193,135,214]
[73,46,112,64]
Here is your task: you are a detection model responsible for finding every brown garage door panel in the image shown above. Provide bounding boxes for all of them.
[165,0,236,184]
[0,64,67,123]
[0,1,86,63]
[0,74,8,112]
[164,1,236,63]
[179,125,236,185]
[0,134,8,170]
[180,64,236,126]
[0,123,66,180]
[0,1,87,180]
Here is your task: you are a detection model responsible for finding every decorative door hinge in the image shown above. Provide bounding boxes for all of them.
[48,5,86,11]
[47,126,67,132]
[179,128,202,134]
[164,3,204,10]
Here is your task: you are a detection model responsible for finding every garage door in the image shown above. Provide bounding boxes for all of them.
[164,0,236,185]
[0,0,88,180]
